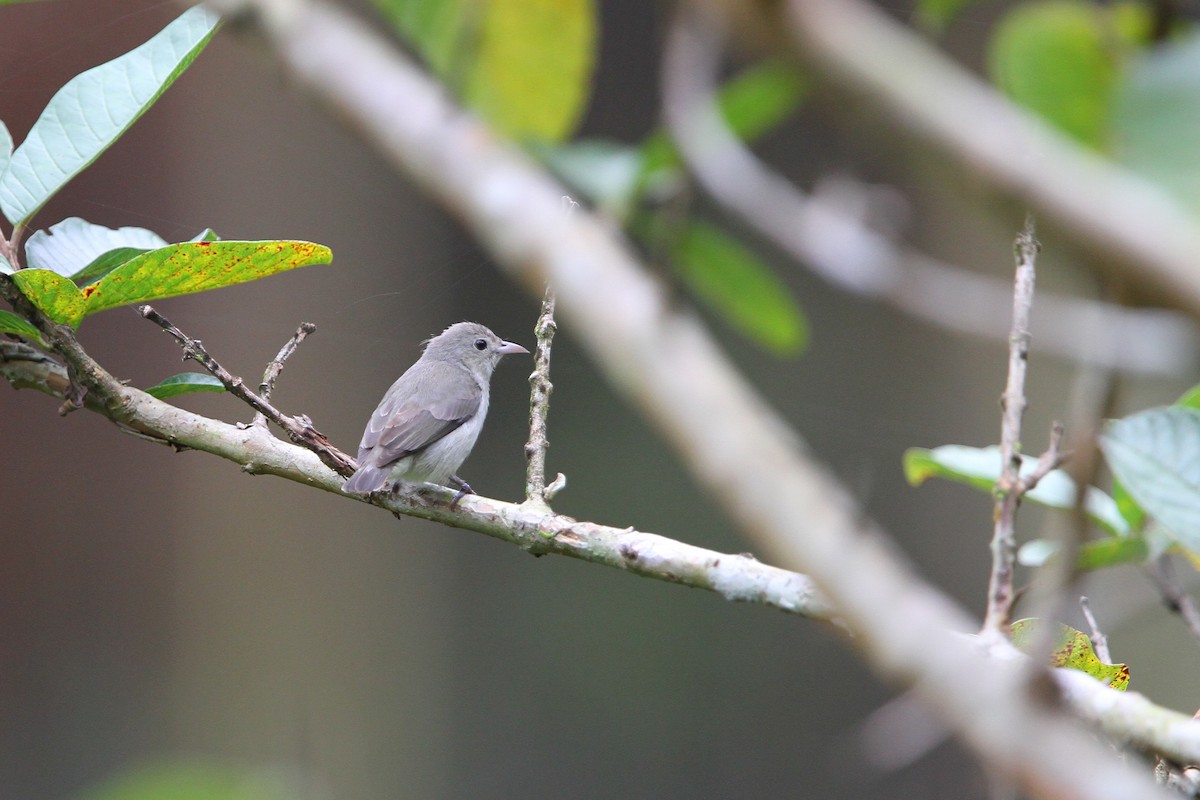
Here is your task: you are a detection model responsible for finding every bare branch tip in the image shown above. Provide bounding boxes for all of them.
[1015,215,1041,259]
[544,472,567,501]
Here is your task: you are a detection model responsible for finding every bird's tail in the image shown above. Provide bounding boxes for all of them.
[342,464,389,494]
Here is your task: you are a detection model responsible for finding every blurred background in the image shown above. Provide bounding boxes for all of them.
[1,1,1196,798]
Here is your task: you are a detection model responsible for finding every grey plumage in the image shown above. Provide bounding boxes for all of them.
[342,322,528,495]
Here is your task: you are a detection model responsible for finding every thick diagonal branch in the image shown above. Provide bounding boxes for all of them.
[780,0,1200,317]
[660,4,1195,376]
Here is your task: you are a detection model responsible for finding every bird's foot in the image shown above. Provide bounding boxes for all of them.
[449,475,475,507]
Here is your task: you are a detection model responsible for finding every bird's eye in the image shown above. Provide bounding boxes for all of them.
[474,338,487,351]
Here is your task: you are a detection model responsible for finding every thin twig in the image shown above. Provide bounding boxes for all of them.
[983,217,1039,634]
[138,304,355,476]
[253,321,317,427]
[522,197,576,508]
[1079,596,1112,664]
[524,284,561,508]
[1146,556,1200,646]
[1019,365,1118,676]
[1016,422,1066,495]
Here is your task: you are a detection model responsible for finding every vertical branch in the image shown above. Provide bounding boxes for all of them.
[523,196,575,509]
[984,217,1039,634]
[253,321,317,428]
[524,284,559,507]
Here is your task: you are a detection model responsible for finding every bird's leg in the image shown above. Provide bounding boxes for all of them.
[449,475,475,506]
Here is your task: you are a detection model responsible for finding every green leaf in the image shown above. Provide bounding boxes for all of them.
[1018,536,1150,570]
[144,372,225,399]
[378,0,595,142]
[463,0,596,141]
[1111,478,1146,531]
[0,309,46,345]
[1011,618,1130,690]
[988,1,1131,149]
[716,59,809,143]
[1100,406,1200,553]
[373,0,468,76]
[915,0,983,32]
[0,6,220,226]
[24,217,166,277]
[673,221,807,355]
[1112,30,1200,213]
[903,444,1129,535]
[69,247,155,286]
[28,217,218,286]
[81,240,332,317]
[12,240,332,327]
[10,269,87,326]
[1078,535,1151,570]
[82,759,292,800]
[640,60,809,188]
[1176,381,1200,411]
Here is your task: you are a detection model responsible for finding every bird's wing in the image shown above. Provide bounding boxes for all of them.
[358,364,482,467]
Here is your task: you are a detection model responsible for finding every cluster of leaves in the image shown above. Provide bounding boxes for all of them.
[373,0,595,143]
[924,0,1200,214]
[539,62,811,356]
[905,397,1200,688]
[372,0,808,356]
[906,390,1200,574]
[907,0,1200,684]
[0,6,331,398]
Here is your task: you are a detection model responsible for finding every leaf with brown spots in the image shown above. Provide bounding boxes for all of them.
[13,240,333,328]
[1011,618,1130,690]
[10,269,88,327]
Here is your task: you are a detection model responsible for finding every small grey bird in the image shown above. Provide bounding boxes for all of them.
[342,322,529,496]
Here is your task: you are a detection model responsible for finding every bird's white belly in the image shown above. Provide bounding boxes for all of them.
[389,390,489,486]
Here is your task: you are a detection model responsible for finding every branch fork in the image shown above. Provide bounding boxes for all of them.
[984,218,1067,634]
[137,304,354,476]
